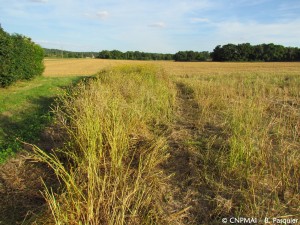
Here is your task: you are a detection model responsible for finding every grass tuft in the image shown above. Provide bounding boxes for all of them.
[32,65,176,224]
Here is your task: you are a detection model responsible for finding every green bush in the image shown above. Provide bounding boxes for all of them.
[0,27,44,87]
[0,28,14,87]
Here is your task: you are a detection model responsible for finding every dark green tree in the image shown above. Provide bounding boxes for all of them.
[0,28,44,87]
[0,27,15,86]
[211,43,300,62]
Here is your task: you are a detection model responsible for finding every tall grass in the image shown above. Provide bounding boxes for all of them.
[33,65,176,224]
[27,62,300,223]
[177,72,300,221]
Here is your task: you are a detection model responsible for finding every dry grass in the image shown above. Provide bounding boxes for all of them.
[175,70,300,222]
[0,151,57,225]
[159,61,300,76]
[33,65,177,224]
[26,60,300,224]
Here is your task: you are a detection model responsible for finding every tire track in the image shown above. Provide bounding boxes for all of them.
[163,81,203,225]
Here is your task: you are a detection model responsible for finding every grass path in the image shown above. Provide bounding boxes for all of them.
[0,76,83,162]
[169,72,300,223]
[163,81,202,224]
[0,76,83,224]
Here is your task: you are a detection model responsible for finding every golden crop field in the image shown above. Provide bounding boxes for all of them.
[44,58,300,77]
[43,58,146,76]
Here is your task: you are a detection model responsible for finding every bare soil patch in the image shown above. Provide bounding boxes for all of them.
[0,151,54,224]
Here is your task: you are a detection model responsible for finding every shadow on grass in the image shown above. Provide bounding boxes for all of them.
[0,77,85,224]
[0,96,56,224]
[0,155,51,225]
[0,96,55,161]
[0,76,84,163]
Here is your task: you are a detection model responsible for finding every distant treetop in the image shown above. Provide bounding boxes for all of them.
[97,50,174,61]
[211,43,300,62]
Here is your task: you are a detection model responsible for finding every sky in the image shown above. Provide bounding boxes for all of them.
[1,0,300,53]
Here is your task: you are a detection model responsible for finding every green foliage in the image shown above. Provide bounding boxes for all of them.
[0,147,14,164]
[97,50,174,60]
[43,48,97,58]
[211,43,300,62]
[174,50,210,61]
[0,28,45,87]
[46,43,300,62]
[0,76,82,163]
[0,27,15,86]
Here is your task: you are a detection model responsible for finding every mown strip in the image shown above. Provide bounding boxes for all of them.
[0,76,82,163]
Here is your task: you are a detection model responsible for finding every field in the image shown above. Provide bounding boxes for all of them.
[43,58,146,76]
[44,58,300,77]
[1,59,299,224]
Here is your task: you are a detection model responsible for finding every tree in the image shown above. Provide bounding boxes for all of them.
[0,27,15,86]
[0,28,44,87]
[211,45,224,61]
[97,50,174,61]
[98,50,111,59]
[237,43,253,61]
[211,43,300,62]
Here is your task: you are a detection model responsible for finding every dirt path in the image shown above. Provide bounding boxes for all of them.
[163,81,203,224]
[0,127,61,225]
[0,152,48,224]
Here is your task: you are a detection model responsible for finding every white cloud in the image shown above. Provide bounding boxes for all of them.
[3,0,300,52]
[191,18,210,23]
[148,22,166,28]
[83,10,109,20]
[96,11,109,19]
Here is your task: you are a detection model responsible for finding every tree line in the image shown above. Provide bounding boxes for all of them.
[173,51,210,61]
[211,43,300,62]
[44,48,97,58]
[45,44,300,62]
[0,26,44,87]
[97,50,174,60]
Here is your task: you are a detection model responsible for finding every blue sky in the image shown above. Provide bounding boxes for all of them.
[1,0,300,53]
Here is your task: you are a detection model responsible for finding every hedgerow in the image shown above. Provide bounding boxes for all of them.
[0,26,44,87]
